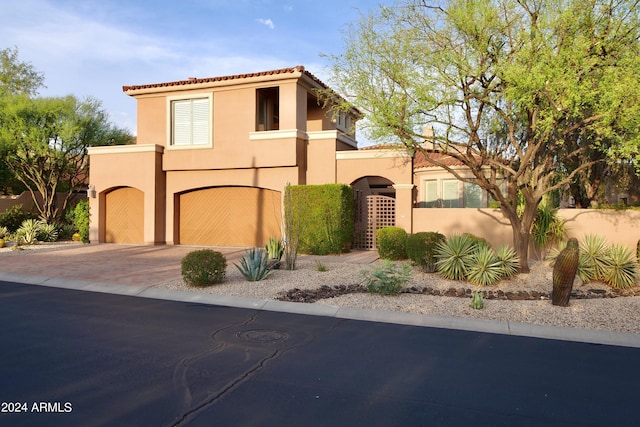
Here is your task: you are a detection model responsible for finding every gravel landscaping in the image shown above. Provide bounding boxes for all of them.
[159,257,640,335]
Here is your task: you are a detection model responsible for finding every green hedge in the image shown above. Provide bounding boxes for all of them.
[376,226,408,260]
[287,184,354,255]
[406,231,446,272]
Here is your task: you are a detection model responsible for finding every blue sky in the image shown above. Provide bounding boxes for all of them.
[1,0,390,138]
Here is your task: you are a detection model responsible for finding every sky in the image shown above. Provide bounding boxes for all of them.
[1,0,391,139]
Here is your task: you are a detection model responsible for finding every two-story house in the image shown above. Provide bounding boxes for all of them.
[88,66,416,248]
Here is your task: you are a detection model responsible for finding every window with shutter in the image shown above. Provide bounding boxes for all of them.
[442,179,460,208]
[171,97,211,146]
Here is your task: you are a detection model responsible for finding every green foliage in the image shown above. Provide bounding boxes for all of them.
[0,95,132,222]
[603,244,638,289]
[495,245,520,280]
[376,226,408,260]
[361,260,412,295]
[315,261,328,272]
[181,249,227,287]
[67,200,90,243]
[286,184,354,255]
[466,245,503,286]
[0,204,35,232]
[470,292,484,309]
[531,203,567,258]
[325,0,640,272]
[0,225,7,239]
[235,248,273,281]
[435,234,476,280]
[36,222,58,242]
[406,231,446,272]
[283,184,302,270]
[1,47,45,97]
[461,233,490,250]
[15,218,43,245]
[549,235,639,289]
[265,237,284,260]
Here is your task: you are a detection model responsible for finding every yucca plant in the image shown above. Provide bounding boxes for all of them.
[603,244,638,289]
[467,245,503,286]
[0,226,8,239]
[495,245,520,280]
[235,248,272,281]
[579,234,610,283]
[435,234,476,280]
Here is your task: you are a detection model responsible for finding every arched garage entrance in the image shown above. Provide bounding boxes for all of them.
[177,186,281,247]
[104,187,144,243]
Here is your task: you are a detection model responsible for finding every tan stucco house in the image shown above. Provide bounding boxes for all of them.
[86,66,519,249]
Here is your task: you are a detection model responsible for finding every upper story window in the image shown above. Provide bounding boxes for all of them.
[170,96,211,147]
[256,87,279,131]
[336,111,352,133]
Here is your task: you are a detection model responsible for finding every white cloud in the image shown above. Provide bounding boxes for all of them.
[257,18,275,29]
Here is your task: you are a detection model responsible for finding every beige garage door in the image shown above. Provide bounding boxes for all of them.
[104,187,144,243]
[179,187,281,247]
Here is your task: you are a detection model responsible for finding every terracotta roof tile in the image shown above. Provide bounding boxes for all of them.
[122,65,329,92]
[414,150,468,168]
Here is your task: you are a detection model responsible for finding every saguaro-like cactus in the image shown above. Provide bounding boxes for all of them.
[552,238,580,307]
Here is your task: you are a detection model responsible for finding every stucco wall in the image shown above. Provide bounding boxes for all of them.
[412,207,640,253]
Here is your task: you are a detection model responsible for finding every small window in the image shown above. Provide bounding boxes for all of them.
[256,87,279,131]
[171,97,210,146]
[463,182,483,208]
[442,179,460,208]
[424,180,438,207]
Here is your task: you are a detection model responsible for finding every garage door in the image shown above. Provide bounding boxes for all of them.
[179,187,281,247]
[104,187,144,243]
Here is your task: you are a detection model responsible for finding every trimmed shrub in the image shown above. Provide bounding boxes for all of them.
[406,231,446,272]
[67,200,90,243]
[376,227,408,260]
[181,249,227,287]
[286,184,354,255]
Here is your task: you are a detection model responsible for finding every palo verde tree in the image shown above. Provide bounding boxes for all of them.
[0,95,132,222]
[324,0,640,272]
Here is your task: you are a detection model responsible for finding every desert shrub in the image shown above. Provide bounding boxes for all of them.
[265,237,284,260]
[315,261,328,272]
[0,226,8,239]
[406,231,446,272]
[235,248,272,281]
[67,200,90,243]
[531,203,566,259]
[0,205,35,232]
[461,232,490,249]
[466,245,503,286]
[15,219,43,245]
[376,227,408,260]
[495,245,520,279]
[604,244,638,289]
[361,260,412,295]
[181,249,227,287]
[36,222,59,242]
[435,234,476,280]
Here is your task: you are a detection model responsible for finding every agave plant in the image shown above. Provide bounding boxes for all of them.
[235,248,272,281]
[435,234,476,281]
[603,244,638,289]
[495,245,520,279]
[37,222,59,242]
[466,245,503,286]
[15,219,44,245]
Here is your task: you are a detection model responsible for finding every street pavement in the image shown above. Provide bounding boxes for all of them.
[1,280,640,426]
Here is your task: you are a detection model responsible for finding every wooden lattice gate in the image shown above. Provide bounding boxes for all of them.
[354,194,395,250]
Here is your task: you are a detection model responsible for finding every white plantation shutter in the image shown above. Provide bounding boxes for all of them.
[442,179,459,208]
[172,98,210,146]
[424,181,438,207]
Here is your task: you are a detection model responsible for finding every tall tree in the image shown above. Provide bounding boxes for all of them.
[0,95,132,222]
[0,46,46,193]
[325,0,640,272]
[0,46,44,97]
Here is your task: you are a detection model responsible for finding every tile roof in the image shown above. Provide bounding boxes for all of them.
[360,144,468,168]
[122,65,328,92]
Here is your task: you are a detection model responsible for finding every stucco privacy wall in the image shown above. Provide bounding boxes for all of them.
[413,208,640,253]
[87,144,165,244]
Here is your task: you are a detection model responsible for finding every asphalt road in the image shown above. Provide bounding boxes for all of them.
[1,280,639,427]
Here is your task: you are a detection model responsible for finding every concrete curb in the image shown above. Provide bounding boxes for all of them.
[2,272,639,348]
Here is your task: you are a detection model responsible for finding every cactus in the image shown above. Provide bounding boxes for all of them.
[552,238,580,307]
[470,291,484,309]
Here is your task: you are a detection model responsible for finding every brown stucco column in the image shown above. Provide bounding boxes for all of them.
[393,184,415,234]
